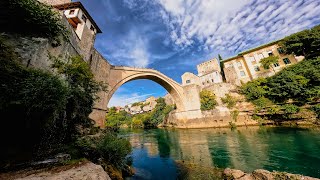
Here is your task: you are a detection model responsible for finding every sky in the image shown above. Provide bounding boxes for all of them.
[76,0,320,107]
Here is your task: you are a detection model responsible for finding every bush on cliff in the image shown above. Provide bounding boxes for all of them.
[0,38,69,163]
[144,98,174,128]
[0,39,105,166]
[200,90,218,111]
[1,0,66,39]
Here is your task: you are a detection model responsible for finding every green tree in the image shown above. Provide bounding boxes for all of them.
[105,108,132,128]
[280,25,320,59]
[2,0,67,39]
[240,78,268,101]
[260,56,279,73]
[200,90,218,111]
[267,71,309,102]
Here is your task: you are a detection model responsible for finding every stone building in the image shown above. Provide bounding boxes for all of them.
[38,0,102,61]
[222,41,304,85]
[182,58,223,87]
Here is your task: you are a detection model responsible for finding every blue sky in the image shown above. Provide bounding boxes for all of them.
[76,0,320,107]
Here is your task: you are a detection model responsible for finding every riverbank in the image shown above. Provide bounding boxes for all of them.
[176,161,320,180]
[162,116,318,129]
[0,160,111,180]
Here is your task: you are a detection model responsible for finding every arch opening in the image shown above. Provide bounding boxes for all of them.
[106,70,185,111]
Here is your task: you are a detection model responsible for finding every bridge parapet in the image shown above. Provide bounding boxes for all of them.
[111,66,182,86]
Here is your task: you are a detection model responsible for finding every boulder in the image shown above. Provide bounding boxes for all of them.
[252,169,274,180]
[224,168,246,179]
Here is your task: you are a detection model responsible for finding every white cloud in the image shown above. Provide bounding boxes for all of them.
[97,29,151,68]
[108,92,155,107]
[153,0,320,56]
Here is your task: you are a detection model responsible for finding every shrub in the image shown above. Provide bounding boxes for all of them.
[252,97,273,109]
[144,98,173,127]
[131,118,143,128]
[266,105,281,115]
[221,94,237,109]
[2,0,66,39]
[200,90,218,111]
[282,104,300,114]
[105,109,132,128]
[311,104,320,119]
[231,110,239,122]
[76,132,132,169]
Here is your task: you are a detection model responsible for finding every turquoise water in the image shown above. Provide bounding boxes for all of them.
[120,127,320,179]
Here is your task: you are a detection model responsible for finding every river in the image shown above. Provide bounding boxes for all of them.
[119,126,320,179]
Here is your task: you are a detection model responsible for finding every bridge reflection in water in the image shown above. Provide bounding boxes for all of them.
[120,127,320,179]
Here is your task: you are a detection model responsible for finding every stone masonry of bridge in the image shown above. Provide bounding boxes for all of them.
[90,65,203,127]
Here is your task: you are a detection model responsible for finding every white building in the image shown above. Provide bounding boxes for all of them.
[182,58,223,87]
[53,2,102,39]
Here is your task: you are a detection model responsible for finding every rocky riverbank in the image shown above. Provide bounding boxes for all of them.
[175,161,319,180]
[0,161,111,180]
[223,168,319,180]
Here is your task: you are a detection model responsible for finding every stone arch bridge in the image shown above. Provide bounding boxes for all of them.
[89,65,201,127]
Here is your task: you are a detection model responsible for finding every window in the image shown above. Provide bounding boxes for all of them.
[207,80,209,83]
[283,58,291,64]
[211,79,214,83]
[186,80,191,84]
[268,52,274,56]
[69,9,75,15]
[254,66,260,72]
[278,47,285,54]
[82,15,87,23]
[237,61,242,68]
[202,82,205,85]
[90,25,95,31]
[274,62,280,67]
[240,71,246,77]
[259,54,264,59]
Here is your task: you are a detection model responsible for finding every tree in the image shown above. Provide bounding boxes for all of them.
[218,54,226,82]
[280,25,320,59]
[200,90,218,111]
[260,56,279,73]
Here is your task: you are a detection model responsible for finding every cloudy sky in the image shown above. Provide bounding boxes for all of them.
[76,0,320,107]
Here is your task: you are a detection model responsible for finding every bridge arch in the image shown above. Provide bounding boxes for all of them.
[106,66,186,112]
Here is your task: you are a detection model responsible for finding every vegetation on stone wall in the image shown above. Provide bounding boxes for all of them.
[200,90,218,111]
[221,94,237,109]
[105,98,175,129]
[0,38,132,178]
[2,0,67,39]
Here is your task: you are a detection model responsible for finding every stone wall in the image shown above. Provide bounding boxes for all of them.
[78,24,96,61]
[166,110,257,128]
[164,93,175,105]
[164,82,257,129]
[38,0,71,5]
